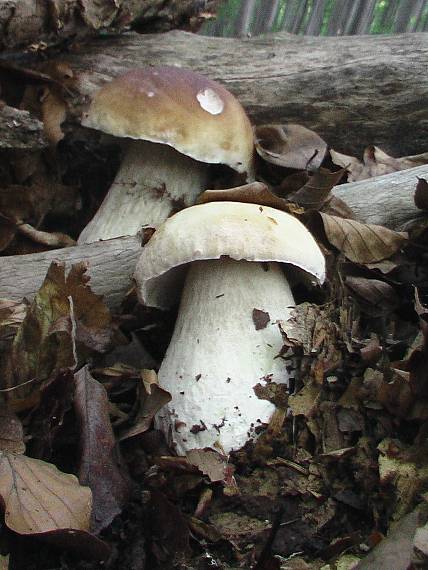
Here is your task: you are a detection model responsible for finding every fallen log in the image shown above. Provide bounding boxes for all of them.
[0,235,141,310]
[331,164,428,231]
[65,30,428,156]
[0,1,215,51]
[0,105,46,150]
[1,166,425,309]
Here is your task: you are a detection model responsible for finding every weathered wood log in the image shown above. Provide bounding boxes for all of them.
[331,164,428,231]
[0,1,215,51]
[0,105,46,149]
[0,235,142,310]
[1,166,425,310]
[64,30,428,156]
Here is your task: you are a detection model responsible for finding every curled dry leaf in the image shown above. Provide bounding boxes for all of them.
[345,276,399,316]
[119,369,171,441]
[319,212,407,263]
[75,366,132,534]
[288,167,346,210]
[197,181,290,212]
[254,124,327,171]
[331,145,428,182]
[0,451,92,535]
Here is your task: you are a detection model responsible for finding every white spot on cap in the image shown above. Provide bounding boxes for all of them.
[147,91,155,97]
[196,88,224,115]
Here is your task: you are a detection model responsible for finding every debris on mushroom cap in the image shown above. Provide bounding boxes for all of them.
[82,66,254,178]
[134,201,326,309]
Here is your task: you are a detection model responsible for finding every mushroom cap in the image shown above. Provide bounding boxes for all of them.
[135,201,325,309]
[82,66,254,178]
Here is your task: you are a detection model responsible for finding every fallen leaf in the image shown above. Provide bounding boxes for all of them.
[119,369,171,441]
[75,366,132,534]
[252,308,271,330]
[319,213,407,263]
[0,450,92,535]
[186,448,228,482]
[198,181,290,211]
[0,261,114,409]
[345,276,399,316]
[331,146,428,182]
[255,124,327,171]
[27,370,75,460]
[288,168,346,210]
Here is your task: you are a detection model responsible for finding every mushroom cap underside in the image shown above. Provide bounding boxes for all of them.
[135,201,326,309]
[82,66,254,178]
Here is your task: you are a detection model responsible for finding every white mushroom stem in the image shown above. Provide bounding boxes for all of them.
[156,257,295,455]
[78,140,209,244]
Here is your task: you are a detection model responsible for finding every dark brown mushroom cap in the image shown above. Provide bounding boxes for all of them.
[82,66,254,178]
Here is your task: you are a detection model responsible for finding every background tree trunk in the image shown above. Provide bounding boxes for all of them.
[61,30,428,156]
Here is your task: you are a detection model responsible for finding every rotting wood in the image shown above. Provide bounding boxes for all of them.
[0,235,142,310]
[331,164,428,231]
[62,30,428,156]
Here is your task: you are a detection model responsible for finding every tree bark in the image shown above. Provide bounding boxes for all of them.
[331,164,428,231]
[0,235,142,310]
[63,30,428,156]
[0,0,215,51]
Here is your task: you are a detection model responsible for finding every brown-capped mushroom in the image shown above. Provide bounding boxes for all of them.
[134,201,325,455]
[78,66,254,243]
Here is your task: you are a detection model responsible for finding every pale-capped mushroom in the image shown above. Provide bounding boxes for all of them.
[134,201,325,455]
[78,66,254,243]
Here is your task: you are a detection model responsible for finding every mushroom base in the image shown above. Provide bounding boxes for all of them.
[78,140,209,243]
[156,257,295,455]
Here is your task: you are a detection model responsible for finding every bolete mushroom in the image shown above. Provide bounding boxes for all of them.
[78,66,254,243]
[134,201,325,455]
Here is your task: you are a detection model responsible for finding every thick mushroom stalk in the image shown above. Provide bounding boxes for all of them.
[157,258,295,455]
[78,67,254,243]
[135,201,325,455]
[78,140,208,243]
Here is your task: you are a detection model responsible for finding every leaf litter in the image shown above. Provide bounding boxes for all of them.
[1,118,428,569]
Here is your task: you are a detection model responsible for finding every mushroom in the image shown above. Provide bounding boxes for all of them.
[134,201,325,455]
[78,66,254,243]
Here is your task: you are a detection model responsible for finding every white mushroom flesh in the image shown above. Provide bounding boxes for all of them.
[156,257,294,455]
[78,140,208,243]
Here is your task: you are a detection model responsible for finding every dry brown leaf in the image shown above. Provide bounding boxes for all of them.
[331,146,428,182]
[345,276,399,316]
[319,212,407,263]
[119,369,171,441]
[0,451,92,534]
[255,124,327,171]
[75,366,131,534]
[288,168,346,210]
[198,181,290,211]
[186,448,228,483]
